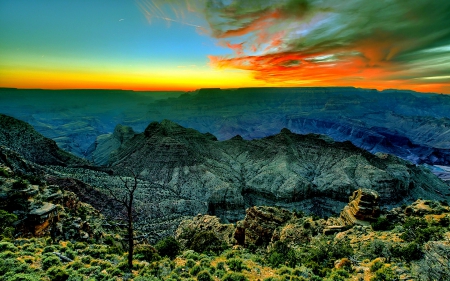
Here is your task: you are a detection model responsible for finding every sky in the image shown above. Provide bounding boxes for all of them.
[1,0,450,93]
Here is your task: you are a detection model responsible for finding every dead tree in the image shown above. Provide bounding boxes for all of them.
[103,168,139,271]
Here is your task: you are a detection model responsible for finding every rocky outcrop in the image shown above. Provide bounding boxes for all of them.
[234,206,292,246]
[339,189,380,226]
[85,124,136,165]
[175,214,236,248]
[104,120,449,222]
[0,114,85,166]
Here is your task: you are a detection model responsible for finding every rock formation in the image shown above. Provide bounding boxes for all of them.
[175,214,236,248]
[340,189,381,226]
[0,114,85,166]
[234,206,292,246]
[104,120,449,222]
[85,124,136,165]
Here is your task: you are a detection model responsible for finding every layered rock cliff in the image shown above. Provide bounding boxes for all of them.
[0,114,85,166]
[106,120,449,222]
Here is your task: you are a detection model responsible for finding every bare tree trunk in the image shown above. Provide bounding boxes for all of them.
[127,204,133,270]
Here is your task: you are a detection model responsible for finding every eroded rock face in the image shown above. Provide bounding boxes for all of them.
[85,124,136,165]
[340,189,380,226]
[106,120,449,222]
[234,206,292,246]
[0,114,85,166]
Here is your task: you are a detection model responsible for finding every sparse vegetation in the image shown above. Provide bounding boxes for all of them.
[1,163,449,280]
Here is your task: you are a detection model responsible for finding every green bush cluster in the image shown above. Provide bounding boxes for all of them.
[155,236,181,259]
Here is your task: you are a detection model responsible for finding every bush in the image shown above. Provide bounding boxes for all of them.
[42,256,61,270]
[325,269,349,281]
[5,273,39,281]
[365,239,392,261]
[0,241,17,252]
[43,245,57,253]
[372,217,394,231]
[215,269,226,278]
[134,245,161,262]
[81,255,92,264]
[186,259,196,268]
[189,231,227,254]
[47,266,69,281]
[222,272,249,281]
[197,270,214,281]
[189,265,202,276]
[370,260,384,272]
[12,179,29,189]
[0,167,10,177]
[217,261,226,270]
[183,250,200,260]
[0,211,17,238]
[267,241,299,268]
[155,236,181,259]
[371,266,397,281]
[391,242,423,262]
[73,242,87,250]
[277,266,292,275]
[227,258,245,272]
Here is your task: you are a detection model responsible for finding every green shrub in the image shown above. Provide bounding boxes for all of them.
[64,249,76,260]
[215,269,226,278]
[73,242,87,250]
[0,241,17,252]
[83,246,107,259]
[222,272,249,281]
[325,269,349,281]
[134,245,161,262]
[186,259,196,268]
[372,217,394,231]
[43,245,57,253]
[371,266,397,281]
[365,239,392,261]
[155,236,181,259]
[67,260,84,270]
[217,261,226,271]
[0,258,18,275]
[391,242,423,262]
[400,219,445,246]
[0,167,10,177]
[189,264,202,276]
[0,211,17,238]
[189,231,227,254]
[370,260,384,272]
[80,255,92,264]
[5,273,39,281]
[47,266,69,281]
[183,250,200,260]
[227,258,245,272]
[197,270,214,281]
[199,258,211,268]
[0,251,16,259]
[277,266,292,275]
[12,179,28,189]
[42,256,61,270]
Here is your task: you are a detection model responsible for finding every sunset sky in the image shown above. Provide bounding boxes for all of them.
[1,0,450,93]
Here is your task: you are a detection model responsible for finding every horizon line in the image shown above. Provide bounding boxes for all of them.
[0,86,445,95]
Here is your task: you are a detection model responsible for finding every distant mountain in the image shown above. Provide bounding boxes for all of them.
[1,87,449,167]
[0,114,85,166]
[105,120,449,222]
